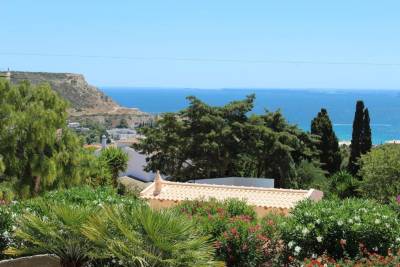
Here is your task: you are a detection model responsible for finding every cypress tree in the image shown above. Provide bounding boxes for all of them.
[348,100,372,176]
[311,108,341,174]
[361,108,372,154]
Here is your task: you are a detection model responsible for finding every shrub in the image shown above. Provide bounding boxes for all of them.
[329,171,359,199]
[5,202,96,267]
[0,206,12,259]
[177,198,256,237]
[301,249,400,267]
[0,186,140,260]
[175,199,282,266]
[83,204,218,266]
[358,144,400,203]
[280,199,400,261]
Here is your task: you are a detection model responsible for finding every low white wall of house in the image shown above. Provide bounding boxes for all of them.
[120,147,155,182]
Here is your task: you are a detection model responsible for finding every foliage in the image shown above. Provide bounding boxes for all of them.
[358,144,400,203]
[291,160,328,190]
[175,199,282,266]
[348,101,372,176]
[76,119,108,145]
[0,80,99,197]
[328,171,359,199]
[300,249,400,267]
[5,203,95,267]
[98,147,128,186]
[0,182,16,204]
[79,152,113,187]
[0,206,12,259]
[311,108,341,174]
[134,95,318,187]
[116,118,129,128]
[0,155,4,175]
[83,204,218,267]
[279,199,400,261]
[0,186,139,260]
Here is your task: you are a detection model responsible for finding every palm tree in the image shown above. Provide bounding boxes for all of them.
[99,147,128,187]
[83,204,219,267]
[6,202,95,267]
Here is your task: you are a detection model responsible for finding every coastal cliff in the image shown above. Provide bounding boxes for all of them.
[0,71,150,126]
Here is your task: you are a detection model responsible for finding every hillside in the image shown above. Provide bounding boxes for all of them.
[3,71,118,111]
[0,71,150,127]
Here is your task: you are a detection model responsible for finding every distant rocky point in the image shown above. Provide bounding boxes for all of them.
[0,71,150,127]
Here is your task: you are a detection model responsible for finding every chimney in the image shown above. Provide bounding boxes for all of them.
[153,170,163,196]
[101,135,107,149]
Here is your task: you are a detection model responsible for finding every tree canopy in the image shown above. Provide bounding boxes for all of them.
[348,101,372,176]
[0,80,99,197]
[358,144,400,203]
[311,108,341,174]
[134,95,318,188]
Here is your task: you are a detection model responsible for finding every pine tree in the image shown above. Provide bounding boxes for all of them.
[348,100,372,176]
[361,108,372,154]
[311,108,341,174]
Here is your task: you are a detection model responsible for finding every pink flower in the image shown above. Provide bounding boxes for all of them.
[396,195,400,204]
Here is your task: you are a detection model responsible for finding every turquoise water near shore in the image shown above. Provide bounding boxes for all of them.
[101,87,400,144]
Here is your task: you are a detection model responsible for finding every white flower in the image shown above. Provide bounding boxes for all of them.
[373,246,378,252]
[348,219,353,224]
[375,219,381,224]
[302,228,309,235]
[316,219,321,224]
[312,253,317,259]
[294,246,301,253]
[288,241,295,249]
[354,216,360,221]
[396,237,400,243]
[11,226,16,231]
[316,236,323,242]
[337,220,343,226]
[118,260,124,266]
[385,223,390,228]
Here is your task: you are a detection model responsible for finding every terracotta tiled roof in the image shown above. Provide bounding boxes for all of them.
[140,175,323,209]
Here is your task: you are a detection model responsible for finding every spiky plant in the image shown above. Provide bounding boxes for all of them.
[5,202,95,267]
[83,204,219,267]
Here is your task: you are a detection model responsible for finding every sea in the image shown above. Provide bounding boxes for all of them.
[101,87,400,145]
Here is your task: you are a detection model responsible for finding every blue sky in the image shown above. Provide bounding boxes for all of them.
[2,1,400,89]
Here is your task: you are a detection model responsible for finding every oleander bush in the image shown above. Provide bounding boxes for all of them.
[280,198,400,261]
[176,199,283,267]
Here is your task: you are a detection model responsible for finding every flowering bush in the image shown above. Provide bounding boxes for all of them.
[301,249,400,267]
[280,199,400,261]
[176,199,282,266]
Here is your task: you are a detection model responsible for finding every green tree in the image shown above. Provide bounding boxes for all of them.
[358,144,400,203]
[6,203,95,267]
[98,147,128,186]
[329,171,359,199]
[291,160,328,190]
[134,95,318,187]
[116,118,129,128]
[311,108,342,174]
[348,101,372,176]
[0,156,4,175]
[361,108,372,154]
[0,80,98,197]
